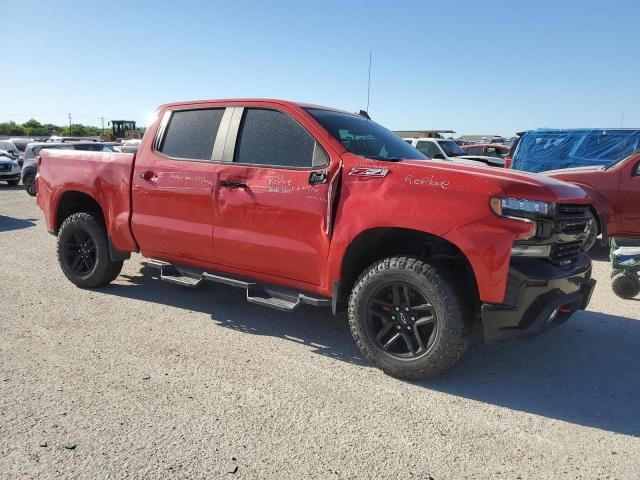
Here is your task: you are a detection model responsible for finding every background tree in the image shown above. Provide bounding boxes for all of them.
[0,119,104,138]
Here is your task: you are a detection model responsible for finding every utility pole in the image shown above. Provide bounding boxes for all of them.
[101,116,105,135]
[68,113,72,132]
[620,112,625,128]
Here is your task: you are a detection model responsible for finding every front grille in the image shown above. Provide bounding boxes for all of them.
[549,240,583,266]
[547,204,592,266]
[555,204,592,236]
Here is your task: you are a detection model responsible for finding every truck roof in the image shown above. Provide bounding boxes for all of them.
[157,98,355,115]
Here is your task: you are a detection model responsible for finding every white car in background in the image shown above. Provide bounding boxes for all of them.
[0,151,21,186]
[403,137,504,167]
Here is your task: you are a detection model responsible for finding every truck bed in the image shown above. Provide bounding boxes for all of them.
[36,149,138,253]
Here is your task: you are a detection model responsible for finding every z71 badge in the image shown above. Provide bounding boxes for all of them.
[348,167,389,177]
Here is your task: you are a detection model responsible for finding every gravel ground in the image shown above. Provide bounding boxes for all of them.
[1,186,639,479]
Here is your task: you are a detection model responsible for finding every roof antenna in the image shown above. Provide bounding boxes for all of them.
[359,50,372,120]
[366,50,372,114]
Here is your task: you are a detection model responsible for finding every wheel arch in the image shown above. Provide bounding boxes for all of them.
[55,190,106,233]
[54,190,130,262]
[335,227,480,315]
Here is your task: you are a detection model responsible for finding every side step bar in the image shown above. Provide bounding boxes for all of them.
[145,259,331,312]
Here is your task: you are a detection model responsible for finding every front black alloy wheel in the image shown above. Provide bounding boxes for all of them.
[368,282,438,359]
[349,256,469,380]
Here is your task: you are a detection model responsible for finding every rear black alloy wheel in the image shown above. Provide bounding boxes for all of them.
[23,174,36,196]
[57,212,123,288]
[367,282,438,359]
[61,230,97,276]
[349,256,468,380]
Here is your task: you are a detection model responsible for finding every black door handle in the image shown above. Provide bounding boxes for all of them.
[220,180,247,189]
[309,171,328,185]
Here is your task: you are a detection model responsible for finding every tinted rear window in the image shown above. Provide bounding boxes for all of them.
[160,109,224,160]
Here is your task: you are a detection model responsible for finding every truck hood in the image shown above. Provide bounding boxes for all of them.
[399,159,589,203]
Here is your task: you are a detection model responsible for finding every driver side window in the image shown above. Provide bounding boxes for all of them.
[234,109,327,168]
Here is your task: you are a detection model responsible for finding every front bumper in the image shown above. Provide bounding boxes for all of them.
[482,253,595,341]
[0,172,20,180]
[0,163,21,180]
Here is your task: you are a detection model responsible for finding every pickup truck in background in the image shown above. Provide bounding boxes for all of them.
[36,99,596,379]
[545,151,640,249]
[403,137,505,167]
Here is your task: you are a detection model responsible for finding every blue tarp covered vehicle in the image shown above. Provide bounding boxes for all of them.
[511,128,640,173]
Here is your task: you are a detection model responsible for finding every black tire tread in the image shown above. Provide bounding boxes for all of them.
[23,173,36,196]
[57,212,123,288]
[348,256,468,380]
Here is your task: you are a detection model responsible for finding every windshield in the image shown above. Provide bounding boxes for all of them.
[305,108,427,161]
[439,140,465,157]
[10,139,30,152]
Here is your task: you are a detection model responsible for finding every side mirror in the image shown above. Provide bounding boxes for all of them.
[634,162,640,177]
[432,153,445,160]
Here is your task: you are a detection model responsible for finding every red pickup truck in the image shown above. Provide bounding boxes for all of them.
[545,151,640,249]
[36,99,596,379]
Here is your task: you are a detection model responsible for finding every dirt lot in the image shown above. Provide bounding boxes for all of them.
[1,186,639,479]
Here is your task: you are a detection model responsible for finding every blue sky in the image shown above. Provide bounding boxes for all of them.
[2,0,639,137]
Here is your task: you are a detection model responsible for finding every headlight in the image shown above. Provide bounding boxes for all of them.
[490,197,555,240]
[490,197,555,217]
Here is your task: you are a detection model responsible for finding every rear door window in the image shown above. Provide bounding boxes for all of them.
[234,109,319,168]
[160,108,225,160]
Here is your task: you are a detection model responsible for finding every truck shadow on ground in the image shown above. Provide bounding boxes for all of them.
[0,215,36,233]
[110,266,365,367]
[105,266,640,437]
[429,310,640,437]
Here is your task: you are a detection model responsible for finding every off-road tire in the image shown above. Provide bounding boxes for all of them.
[612,272,640,299]
[23,174,36,196]
[348,256,469,380]
[57,212,123,288]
